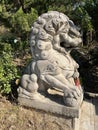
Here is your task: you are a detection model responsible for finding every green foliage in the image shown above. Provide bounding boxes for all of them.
[0,32,28,52]
[0,42,20,94]
[0,33,16,44]
[48,4,66,13]
[72,6,93,31]
[9,7,38,37]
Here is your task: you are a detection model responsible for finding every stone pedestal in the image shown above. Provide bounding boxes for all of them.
[18,92,81,130]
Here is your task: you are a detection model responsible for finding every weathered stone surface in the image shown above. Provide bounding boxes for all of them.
[79,98,98,130]
[18,11,83,108]
[18,94,80,118]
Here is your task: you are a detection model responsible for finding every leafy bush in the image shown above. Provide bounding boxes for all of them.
[0,42,20,94]
[9,7,38,38]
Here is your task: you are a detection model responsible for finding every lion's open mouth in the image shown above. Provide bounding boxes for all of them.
[60,42,79,50]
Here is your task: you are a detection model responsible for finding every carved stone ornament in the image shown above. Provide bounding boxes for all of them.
[18,11,83,107]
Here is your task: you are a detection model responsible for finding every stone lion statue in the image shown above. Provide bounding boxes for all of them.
[18,11,83,107]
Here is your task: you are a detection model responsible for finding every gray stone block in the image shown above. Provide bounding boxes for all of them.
[18,94,80,118]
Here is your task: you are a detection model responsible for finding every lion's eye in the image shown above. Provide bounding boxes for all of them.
[69,33,76,38]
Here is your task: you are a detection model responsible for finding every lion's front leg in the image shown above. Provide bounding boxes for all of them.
[40,72,83,107]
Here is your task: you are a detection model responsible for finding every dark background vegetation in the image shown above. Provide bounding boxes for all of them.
[0,0,98,95]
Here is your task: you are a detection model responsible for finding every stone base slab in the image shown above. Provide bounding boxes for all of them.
[18,93,80,118]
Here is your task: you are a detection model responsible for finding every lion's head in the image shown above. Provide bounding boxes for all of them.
[30,11,82,57]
